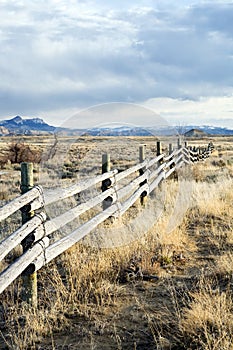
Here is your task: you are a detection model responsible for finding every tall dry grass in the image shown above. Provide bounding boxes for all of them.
[181,282,233,350]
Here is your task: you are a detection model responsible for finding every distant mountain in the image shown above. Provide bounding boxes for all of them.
[0,116,233,136]
[0,116,55,135]
[80,124,233,136]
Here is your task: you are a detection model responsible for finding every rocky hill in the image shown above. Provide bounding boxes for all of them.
[0,116,55,135]
[184,128,207,137]
[0,126,9,135]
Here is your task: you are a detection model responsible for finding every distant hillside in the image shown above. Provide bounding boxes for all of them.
[182,125,233,136]
[84,126,153,136]
[184,128,207,137]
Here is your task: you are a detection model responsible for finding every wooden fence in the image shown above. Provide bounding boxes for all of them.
[0,140,214,307]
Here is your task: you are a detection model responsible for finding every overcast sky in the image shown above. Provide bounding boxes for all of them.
[0,0,233,128]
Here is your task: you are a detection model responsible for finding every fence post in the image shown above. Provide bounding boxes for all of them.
[157,140,166,181]
[168,142,177,180]
[177,137,182,149]
[157,140,164,165]
[168,143,174,169]
[202,147,206,159]
[156,141,161,157]
[169,143,173,155]
[207,143,212,156]
[20,162,37,308]
[101,154,113,210]
[192,146,197,162]
[208,142,214,153]
[139,145,147,206]
[197,147,202,161]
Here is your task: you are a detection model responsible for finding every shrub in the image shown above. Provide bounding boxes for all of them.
[0,142,42,166]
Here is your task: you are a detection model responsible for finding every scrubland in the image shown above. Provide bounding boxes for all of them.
[0,135,232,349]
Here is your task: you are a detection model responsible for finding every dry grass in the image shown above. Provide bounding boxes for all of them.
[182,282,233,349]
[0,135,233,349]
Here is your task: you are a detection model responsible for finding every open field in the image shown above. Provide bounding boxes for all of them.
[0,135,233,349]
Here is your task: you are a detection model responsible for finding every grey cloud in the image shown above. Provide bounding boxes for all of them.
[0,0,233,119]
[133,4,233,93]
[186,3,233,37]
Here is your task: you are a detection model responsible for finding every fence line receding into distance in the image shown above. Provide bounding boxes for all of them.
[0,140,214,307]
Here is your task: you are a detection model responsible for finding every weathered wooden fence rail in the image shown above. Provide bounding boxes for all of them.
[0,140,214,306]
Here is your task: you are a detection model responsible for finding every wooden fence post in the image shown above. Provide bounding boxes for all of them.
[21,162,34,224]
[169,143,173,155]
[139,144,145,163]
[20,162,37,308]
[192,146,196,162]
[157,140,165,165]
[156,141,161,157]
[197,147,202,161]
[202,147,206,159]
[168,143,177,180]
[156,140,166,181]
[157,140,164,165]
[139,145,147,206]
[101,154,113,210]
[177,137,182,149]
[168,143,174,169]
[208,142,214,153]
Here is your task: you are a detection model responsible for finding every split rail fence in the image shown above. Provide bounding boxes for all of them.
[0,140,214,307]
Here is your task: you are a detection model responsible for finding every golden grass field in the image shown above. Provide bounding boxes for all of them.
[0,135,232,349]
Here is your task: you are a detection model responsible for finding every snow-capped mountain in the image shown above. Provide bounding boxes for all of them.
[0,116,55,134]
[0,116,232,136]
